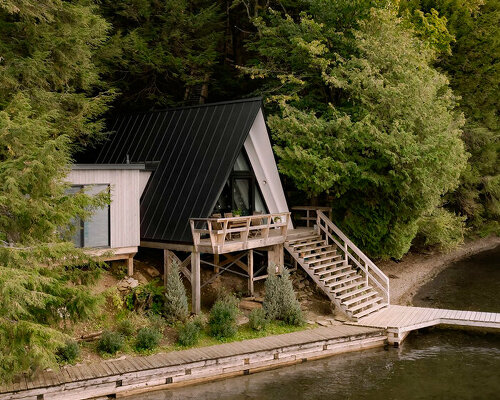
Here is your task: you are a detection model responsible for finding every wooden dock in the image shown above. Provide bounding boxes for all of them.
[348,305,500,345]
[0,325,385,400]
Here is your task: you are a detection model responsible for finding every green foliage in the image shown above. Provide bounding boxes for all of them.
[135,327,162,352]
[208,295,239,339]
[99,0,223,109]
[163,262,189,323]
[248,308,268,331]
[416,208,466,250]
[247,5,467,258]
[0,0,112,380]
[97,331,124,355]
[56,340,80,364]
[177,319,202,347]
[263,266,304,326]
[117,319,135,338]
[125,280,164,314]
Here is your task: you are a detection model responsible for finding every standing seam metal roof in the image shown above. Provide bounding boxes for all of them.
[95,98,263,243]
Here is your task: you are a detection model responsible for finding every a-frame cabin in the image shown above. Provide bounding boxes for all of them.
[96,98,291,312]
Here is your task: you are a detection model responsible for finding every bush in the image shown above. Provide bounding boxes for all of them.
[177,320,202,347]
[117,319,135,337]
[263,266,304,326]
[56,340,80,364]
[125,280,164,314]
[164,261,189,323]
[208,295,239,339]
[417,208,466,251]
[135,327,162,352]
[248,308,268,331]
[97,331,124,355]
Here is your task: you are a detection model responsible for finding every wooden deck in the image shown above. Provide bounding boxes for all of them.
[0,325,385,400]
[348,304,500,345]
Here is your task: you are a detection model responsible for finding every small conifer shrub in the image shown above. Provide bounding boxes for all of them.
[263,265,304,326]
[97,331,124,355]
[249,308,268,331]
[208,295,239,339]
[135,327,162,352]
[164,261,189,323]
[56,340,80,364]
[177,319,202,347]
[117,319,135,337]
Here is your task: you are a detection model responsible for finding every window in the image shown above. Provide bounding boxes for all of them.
[70,184,110,248]
[213,150,268,216]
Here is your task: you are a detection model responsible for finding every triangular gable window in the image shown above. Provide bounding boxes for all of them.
[213,149,267,216]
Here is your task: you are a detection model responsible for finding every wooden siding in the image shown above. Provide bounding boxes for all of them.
[67,169,150,248]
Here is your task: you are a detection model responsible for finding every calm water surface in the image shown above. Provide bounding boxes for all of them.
[133,246,500,400]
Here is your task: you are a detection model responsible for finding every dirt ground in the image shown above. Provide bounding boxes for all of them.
[378,235,500,306]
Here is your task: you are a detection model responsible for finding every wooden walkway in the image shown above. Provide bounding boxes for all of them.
[348,305,500,345]
[0,325,385,400]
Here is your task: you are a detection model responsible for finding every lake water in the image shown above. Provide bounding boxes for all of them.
[133,246,500,400]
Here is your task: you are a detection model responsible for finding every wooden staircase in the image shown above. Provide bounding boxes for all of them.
[285,212,390,321]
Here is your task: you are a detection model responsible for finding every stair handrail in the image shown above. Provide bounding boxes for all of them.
[316,211,390,304]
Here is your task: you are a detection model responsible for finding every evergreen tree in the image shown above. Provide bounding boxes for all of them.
[244,4,467,258]
[164,261,189,323]
[98,0,224,110]
[0,0,111,381]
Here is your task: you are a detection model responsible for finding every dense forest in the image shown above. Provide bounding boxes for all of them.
[0,0,498,380]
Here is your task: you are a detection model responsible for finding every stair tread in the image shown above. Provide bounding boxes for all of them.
[342,291,378,306]
[326,275,363,288]
[349,296,383,312]
[321,269,357,282]
[315,265,352,276]
[308,260,346,270]
[286,235,321,244]
[305,254,342,265]
[337,286,373,300]
[331,281,365,293]
[354,302,387,318]
[288,240,325,249]
[303,249,337,258]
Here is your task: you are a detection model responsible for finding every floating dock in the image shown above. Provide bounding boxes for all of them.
[348,305,500,345]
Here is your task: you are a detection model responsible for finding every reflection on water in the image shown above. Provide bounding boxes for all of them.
[132,247,500,400]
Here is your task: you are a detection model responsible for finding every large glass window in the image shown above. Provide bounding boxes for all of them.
[212,150,268,216]
[70,184,110,248]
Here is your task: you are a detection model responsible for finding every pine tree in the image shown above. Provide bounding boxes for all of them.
[164,261,189,323]
[0,0,111,381]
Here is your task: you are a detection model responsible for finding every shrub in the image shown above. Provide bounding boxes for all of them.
[177,320,202,347]
[248,308,268,331]
[208,295,239,339]
[263,266,304,326]
[56,340,80,364]
[417,208,466,251]
[125,280,164,314]
[117,319,135,337]
[147,313,166,332]
[97,331,124,355]
[164,261,189,323]
[135,327,162,352]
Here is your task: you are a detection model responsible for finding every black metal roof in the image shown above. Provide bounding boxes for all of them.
[95,97,263,243]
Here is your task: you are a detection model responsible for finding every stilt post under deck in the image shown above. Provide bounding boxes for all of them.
[248,250,254,296]
[268,244,284,273]
[191,251,201,314]
[127,254,135,276]
[214,254,219,274]
[163,250,170,286]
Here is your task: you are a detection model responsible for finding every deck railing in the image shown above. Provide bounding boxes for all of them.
[316,210,390,304]
[190,212,290,253]
[291,206,332,228]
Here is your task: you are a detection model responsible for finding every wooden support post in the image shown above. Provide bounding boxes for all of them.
[127,254,134,276]
[268,244,284,273]
[163,250,170,286]
[214,254,219,274]
[248,250,254,296]
[191,251,201,314]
